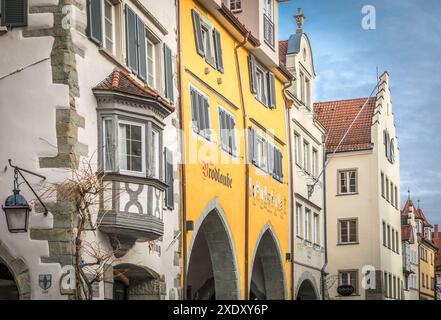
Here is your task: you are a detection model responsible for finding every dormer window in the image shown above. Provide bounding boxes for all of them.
[229,0,242,12]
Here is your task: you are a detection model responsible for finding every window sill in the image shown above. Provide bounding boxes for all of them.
[103,172,168,191]
[337,242,360,246]
[336,193,359,197]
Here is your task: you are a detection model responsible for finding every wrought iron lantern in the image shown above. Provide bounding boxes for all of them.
[2,159,47,233]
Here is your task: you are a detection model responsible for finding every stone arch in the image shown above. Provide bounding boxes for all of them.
[0,241,31,300]
[249,224,287,300]
[187,198,240,300]
[113,263,165,300]
[295,271,320,300]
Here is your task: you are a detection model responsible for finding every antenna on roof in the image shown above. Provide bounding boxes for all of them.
[417,199,421,210]
[408,189,411,200]
[307,75,381,198]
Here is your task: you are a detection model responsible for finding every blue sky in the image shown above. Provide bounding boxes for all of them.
[279,0,441,226]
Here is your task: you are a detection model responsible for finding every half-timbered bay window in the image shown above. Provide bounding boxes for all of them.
[249,127,283,182]
[93,70,174,253]
[249,55,276,108]
[192,9,224,72]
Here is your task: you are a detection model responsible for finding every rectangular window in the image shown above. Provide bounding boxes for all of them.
[263,0,274,47]
[390,181,394,206]
[338,219,357,244]
[391,227,395,252]
[385,177,389,202]
[103,118,115,172]
[296,203,303,237]
[255,65,267,105]
[396,231,399,254]
[164,148,174,210]
[305,209,311,241]
[249,55,275,107]
[118,121,145,175]
[151,128,160,179]
[229,0,242,12]
[294,132,301,166]
[387,225,391,249]
[303,140,310,173]
[339,271,358,295]
[313,213,320,245]
[393,276,397,299]
[192,10,223,72]
[0,0,28,27]
[394,186,398,208]
[312,148,318,178]
[145,37,156,88]
[305,77,311,109]
[219,107,237,156]
[382,221,387,247]
[299,72,305,104]
[103,0,115,54]
[255,134,268,172]
[384,273,388,297]
[269,143,283,182]
[190,87,211,141]
[338,170,357,195]
[381,172,385,198]
[388,274,392,297]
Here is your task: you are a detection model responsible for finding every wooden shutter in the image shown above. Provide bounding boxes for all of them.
[125,5,138,74]
[213,29,224,72]
[86,0,102,45]
[137,16,147,81]
[268,72,276,108]
[165,148,174,210]
[203,97,211,139]
[191,9,205,57]
[249,127,257,164]
[268,143,274,177]
[1,0,27,27]
[219,109,227,151]
[249,55,257,94]
[229,114,236,155]
[190,89,199,132]
[164,44,175,102]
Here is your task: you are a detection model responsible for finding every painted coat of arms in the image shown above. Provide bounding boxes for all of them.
[39,274,52,290]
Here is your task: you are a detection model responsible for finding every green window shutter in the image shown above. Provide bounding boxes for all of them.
[137,16,147,81]
[191,9,205,57]
[164,44,175,102]
[165,148,174,210]
[249,127,257,164]
[125,5,138,74]
[268,72,276,108]
[1,0,28,27]
[249,55,257,94]
[213,28,224,72]
[190,89,199,133]
[219,109,227,151]
[231,117,237,156]
[268,143,274,176]
[203,97,211,139]
[86,0,102,45]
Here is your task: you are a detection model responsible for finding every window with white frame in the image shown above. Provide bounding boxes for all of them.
[338,169,357,195]
[145,36,156,88]
[303,140,310,173]
[263,0,273,20]
[255,65,267,105]
[296,203,303,237]
[103,0,115,54]
[200,21,216,67]
[305,208,312,241]
[229,0,242,12]
[385,177,389,202]
[294,132,301,167]
[256,134,268,172]
[219,107,237,156]
[339,271,358,295]
[118,121,145,174]
[299,72,305,103]
[312,148,318,178]
[313,213,320,245]
[338,219,358,244]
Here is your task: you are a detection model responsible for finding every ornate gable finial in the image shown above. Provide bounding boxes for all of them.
[408,189,411,200]
[294,8,306,33]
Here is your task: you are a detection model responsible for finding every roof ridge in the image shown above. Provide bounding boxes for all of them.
[314,97,375,106]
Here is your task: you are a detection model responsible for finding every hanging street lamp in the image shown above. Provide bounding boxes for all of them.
[2,159,48,233]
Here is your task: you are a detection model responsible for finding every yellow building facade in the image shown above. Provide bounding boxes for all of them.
[419,238,437,300]
[178,0,291,300]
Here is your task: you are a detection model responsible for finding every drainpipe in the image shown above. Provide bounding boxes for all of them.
[176,0,188,300]
[282,81,294,300]
[234,33,250,300]
[320,135,328,300]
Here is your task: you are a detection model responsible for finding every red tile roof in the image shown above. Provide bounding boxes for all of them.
[93,70,175,111]
[402,225,412,242]
[279,40,288,66]
[314,97,376,153]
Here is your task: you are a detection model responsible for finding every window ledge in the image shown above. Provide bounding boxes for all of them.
[103,172,168,191]
[0,26,8,36]
[337,242,360,246]
[336,193,359,197]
